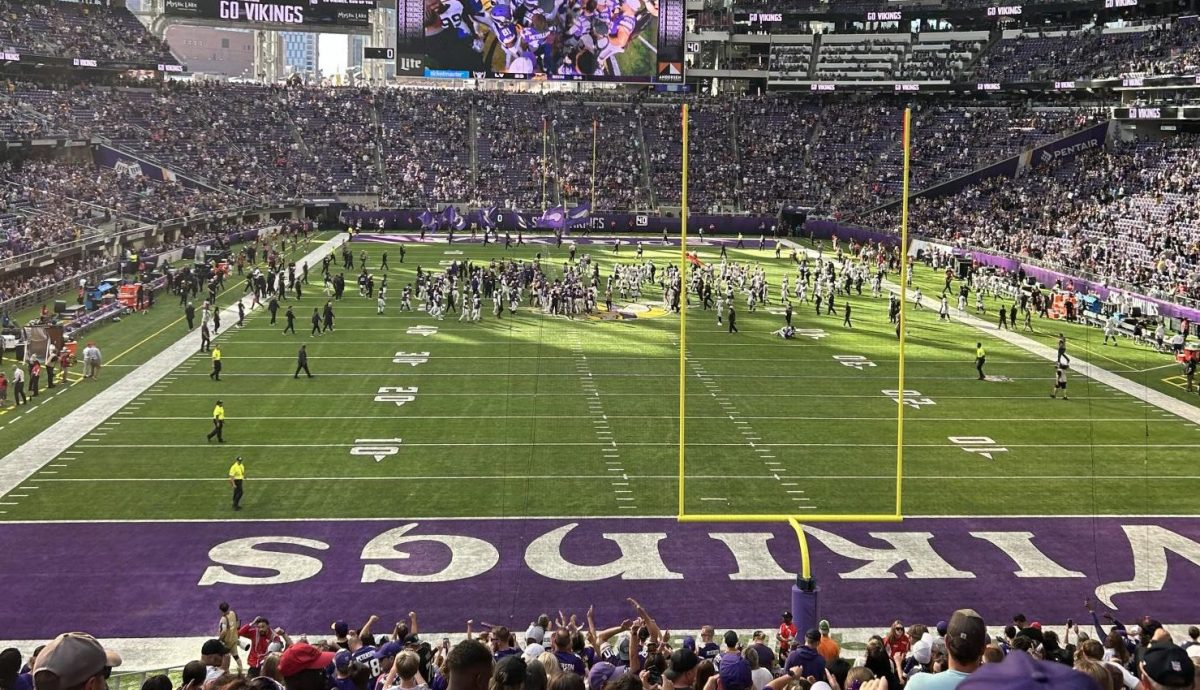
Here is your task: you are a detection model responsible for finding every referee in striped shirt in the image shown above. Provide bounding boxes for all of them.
[228,456,245,511]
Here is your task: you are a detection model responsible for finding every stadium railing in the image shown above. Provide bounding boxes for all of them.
[106,666,185,690]
[0,262,116,317]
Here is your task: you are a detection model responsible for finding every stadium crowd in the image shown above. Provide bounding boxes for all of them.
[860,134,1200,301]
[975,19,1200,82]
[7,604,1200,690]
[0,0,175,64]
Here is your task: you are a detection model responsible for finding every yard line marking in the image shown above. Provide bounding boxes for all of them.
[0,233,347,498]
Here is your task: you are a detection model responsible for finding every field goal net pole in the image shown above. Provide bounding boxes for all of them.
[895,106,912,520]
[678,103,689,517]
[675,107,911,629]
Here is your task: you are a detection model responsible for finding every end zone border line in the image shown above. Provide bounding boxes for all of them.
[0,233,351,499]
[0,512,1195,524]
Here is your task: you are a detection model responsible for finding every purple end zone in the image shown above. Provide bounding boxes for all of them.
[1,517,1198,638]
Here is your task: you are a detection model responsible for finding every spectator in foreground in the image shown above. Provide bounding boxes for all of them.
[783,629,825,681]
[906,609,988,689]
[31,632,121,690]
[959,650,1100,688]
[1139,644,1196,690]
[448,641,493,690]
[278,643,335,690]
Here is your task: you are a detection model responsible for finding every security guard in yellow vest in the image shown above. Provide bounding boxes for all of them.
[207,399,225,443]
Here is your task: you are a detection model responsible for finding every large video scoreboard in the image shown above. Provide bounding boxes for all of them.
[396,0,685,83]
[164,0,374,27]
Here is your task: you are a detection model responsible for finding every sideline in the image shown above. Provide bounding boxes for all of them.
[777,239,1200,426]
[0,233,349,498]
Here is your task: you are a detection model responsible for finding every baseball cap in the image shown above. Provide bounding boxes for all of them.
[958,650,1098,689]
[1143,643,1196,687]
[912,635,932,665]
[522,644,545,662]
[818,620,830,634]
[681,636,696,651]
[524,625,545,644]
[665,649,700,681]
[781,612,792,621]
[805,629,821,643]
[376,642,403,660]
[717,653,752,690]
[946,609,988,661]
[723,631,739,649]
[936,620,948,636]
[277,643,335,678]
[33,633,122,690]
[200,639,228,657]
[589,661,619,690]
[333,651,352,671]
[617,636,630,662]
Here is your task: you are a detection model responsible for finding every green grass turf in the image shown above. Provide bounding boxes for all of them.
[1,235,1197,521]
[0,233,338,460]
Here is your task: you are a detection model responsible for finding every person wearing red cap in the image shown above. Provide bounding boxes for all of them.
[277,643,335,690]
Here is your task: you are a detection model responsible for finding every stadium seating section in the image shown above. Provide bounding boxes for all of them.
[0,0,174,64]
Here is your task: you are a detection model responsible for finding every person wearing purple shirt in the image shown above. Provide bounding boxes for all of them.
[332,651,361,690]
[782,630,825,681]
[696,627,720,662]
[551,631,585,676]
[748,632,775,672]
[491,627,521,662]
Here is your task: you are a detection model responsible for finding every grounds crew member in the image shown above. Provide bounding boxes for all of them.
[207,399,225,443]
[210,345,222,381]
[229,456,245,510]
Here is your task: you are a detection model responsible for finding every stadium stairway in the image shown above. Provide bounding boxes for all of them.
[636,114,657,209]
[808,33,822,79]
[468,105,480,189]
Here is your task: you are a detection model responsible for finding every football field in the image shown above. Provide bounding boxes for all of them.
[3,234,1198,523]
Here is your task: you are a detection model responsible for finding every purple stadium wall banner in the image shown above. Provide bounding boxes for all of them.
[962,249,1200,324]
[1018,122,1111,174]
[802,220,1200,324]
[93,145,182,186]
[2,517,1200,639]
